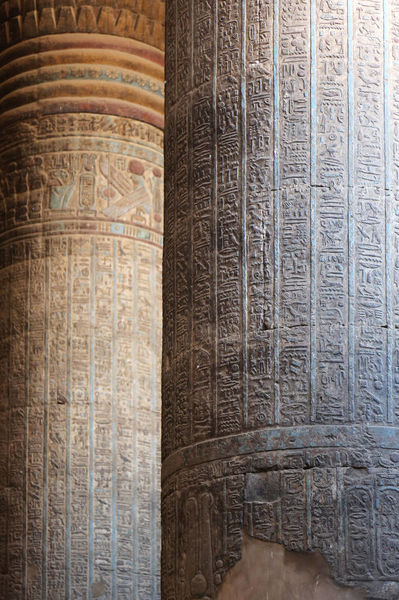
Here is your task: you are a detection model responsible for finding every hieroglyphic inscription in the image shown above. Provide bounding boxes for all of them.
[162,106,176,459]
[246,0,275,429]
[353,0,387,425]
[163,446,399,599]
[7,247,27,598]
[70,236,91,598]
[216,1,244,436]
[0,117,163,239]
[279,0,311,426]
[48,237,68,598]
[163,0,399,598]
[191,0,215,442]
[391,0,399,422]
[0,116,163,599]
[174,94,190,449]
[315,0,349,424]
[0,264,8,589]
[26,239,46,600]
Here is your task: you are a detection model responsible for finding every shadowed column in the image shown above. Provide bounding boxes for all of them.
[162,1,399,598]
[0,2,164,598]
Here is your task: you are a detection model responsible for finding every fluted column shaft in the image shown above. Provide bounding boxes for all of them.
[163,1,399,598]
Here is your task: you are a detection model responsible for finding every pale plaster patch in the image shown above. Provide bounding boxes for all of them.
[217,534,366,600]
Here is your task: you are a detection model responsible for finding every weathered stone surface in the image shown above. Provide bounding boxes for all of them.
[162,0,399,598]
[218,535,366,600]
[0,3,164,598]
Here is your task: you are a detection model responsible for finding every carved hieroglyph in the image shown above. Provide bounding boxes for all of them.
[0,4,164,598]
[163,1,399,598]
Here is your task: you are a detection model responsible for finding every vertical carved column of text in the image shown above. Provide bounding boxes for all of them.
[191,0,215,442]
[0,255,9,600]
[163,0,177,458]
[174,0,191,449]
[311,0,348,565]
[115,238,134,599]
[353,0,386,425]
[0,179,6,600]
[276,0,311,552]
[160,487,178,600]
[173,92,190,449]
[112,239,117,599]
[391,0,399,423]
[273,0,280,426]
[132,241,138,598]
[67,238,72,598]
[315,0,349,425]
[0,264,9,599]
[70,237,91,599]
[8,246,26,599]
[152,246,162,600]
[47,238,68,598]
[216,1,244,436]
[384,0,394,426]
[26,240,46,600]
[110,238,119,598]
[162,0,178,565]
[278,0,311,427]
[93,236,113,597]
[246,0,275,430]
[135,243,154,596]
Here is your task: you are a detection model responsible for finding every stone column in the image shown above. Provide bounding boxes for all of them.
[0,2,164,598]
[163,1,399,598]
